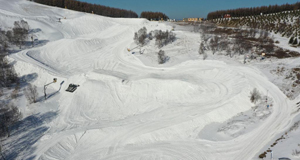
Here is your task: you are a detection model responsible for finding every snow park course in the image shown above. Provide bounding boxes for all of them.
[0,0,298,160]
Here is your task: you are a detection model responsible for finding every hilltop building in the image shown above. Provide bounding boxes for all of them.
[224,14,231,18]
[183,18,203,22]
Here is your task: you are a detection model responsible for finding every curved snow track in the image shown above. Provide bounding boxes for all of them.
[0,0,292,160]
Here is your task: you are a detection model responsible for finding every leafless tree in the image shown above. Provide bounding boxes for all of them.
[198,41,205,55]
[155,30,176,48]
[210,36,219,55]
[250,88,261,104]
[226,48,233,58]
[0,141,4,160]
[5,30,13,44]
[158,50,168,64]
[133,32,138,44]
[219,40,229,51]
[134,27,147,46]
[0,55,18,87]
[138,27,147,46]
[0,88,3,97]
[0,103,22,137]
[249,28,257,38]
[203,52,208,60]
[265,44,275,53]
[10,82,20,99]
[148,32,153,40]
[0,30,8,52]
[243,41,252,54]
[168,31,176,42]
[13,20,29,49]
[193,24,200,32]
[24,84,38,104]
[263,30,269,39]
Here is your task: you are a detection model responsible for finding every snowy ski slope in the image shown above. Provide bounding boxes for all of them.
[0,0,296,159]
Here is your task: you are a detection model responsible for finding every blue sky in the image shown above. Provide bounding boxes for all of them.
[80,0,300,19]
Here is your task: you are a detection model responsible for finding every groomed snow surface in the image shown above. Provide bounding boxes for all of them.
[1,0,300,160]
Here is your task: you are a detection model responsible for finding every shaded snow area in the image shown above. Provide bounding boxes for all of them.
[1,0,300,160]
[199,96,274,141]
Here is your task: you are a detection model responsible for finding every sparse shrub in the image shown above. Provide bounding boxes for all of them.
[258,152,267,159]
[274,48,290,58]
[250,88,261,104]
[24,84,38,104]
[275,40,279,44]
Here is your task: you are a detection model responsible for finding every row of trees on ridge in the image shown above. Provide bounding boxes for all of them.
[207,2,300,19]
[33,0,138,18]
[140,12,169,20]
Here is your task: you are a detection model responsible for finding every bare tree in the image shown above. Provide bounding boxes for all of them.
[250,88,261,104]
[0,30,8,52]
[0,141,4,160]
[133,32,138,44]
[226,48,233,58]
[220,40,229,51]
[0,103,22,137]
[158,50,168,64]
[133,27,147,46]
[242,41,252,54]
[168,31,176,42]
[198,41,205,55]
[24,84,38,104]
[155,30,163,48]
[10,82,20,99]
[203,52,208,60]
[210,37,218,55]
[5,30,13,44]
[13,20,29,49]
[155,30,176,48]
[148,32,153,40]
[193,24,200,32]
[249,28,257,38]
[0,88,3,97]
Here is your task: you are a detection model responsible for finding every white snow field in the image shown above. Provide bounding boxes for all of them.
[0,0,299,160]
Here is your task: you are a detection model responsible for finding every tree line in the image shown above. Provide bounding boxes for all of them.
[140,11,169,20]
[0,21,39,159]
[0,24,23,140]
[207,2,300,19]
[33,0,138,18]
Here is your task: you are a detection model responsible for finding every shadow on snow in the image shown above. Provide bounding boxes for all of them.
[2,111,58,160]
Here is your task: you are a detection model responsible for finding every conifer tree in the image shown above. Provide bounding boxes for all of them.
[289,36,294,44]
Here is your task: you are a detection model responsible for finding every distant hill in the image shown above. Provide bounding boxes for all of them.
[207,2,300,46]
[207,2,300,19]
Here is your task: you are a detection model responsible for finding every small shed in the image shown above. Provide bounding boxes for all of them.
[278,157,291,160]
[224,14,231,18]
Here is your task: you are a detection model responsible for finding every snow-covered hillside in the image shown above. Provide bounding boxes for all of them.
[1,0,300,160]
